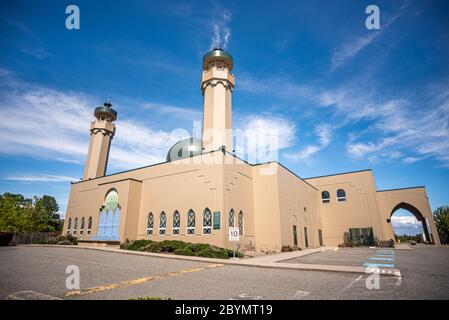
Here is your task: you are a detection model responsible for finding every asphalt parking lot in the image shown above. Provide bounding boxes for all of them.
[1,245,448,300]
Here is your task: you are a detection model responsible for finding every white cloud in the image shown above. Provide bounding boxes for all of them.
[4,174,78,182]
[210,9,232,49]
[0,75,192,172]
[234,115,296,163]
[283,124,332,162]
[330,9,405,70]
[331,32,382,70]
[391,215,421,228]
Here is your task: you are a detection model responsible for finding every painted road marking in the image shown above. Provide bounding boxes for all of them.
[363,262,395,268]
[65,263,224,297]
[368,257,395,261]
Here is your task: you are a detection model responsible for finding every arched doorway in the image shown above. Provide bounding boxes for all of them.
[97,189,121,241]
[390,202,433,244]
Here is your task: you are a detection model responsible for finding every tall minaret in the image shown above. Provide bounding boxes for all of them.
[201,47,235,153]
[83,100,117,180]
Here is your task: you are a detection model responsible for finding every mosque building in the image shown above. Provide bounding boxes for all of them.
[63,48,441,250]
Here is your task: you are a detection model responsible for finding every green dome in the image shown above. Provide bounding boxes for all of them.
[94,100,117,122]
[202,47,233,71]
[166,137,202,162]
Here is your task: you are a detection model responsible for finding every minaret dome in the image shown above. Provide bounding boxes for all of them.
[202,47,233,71]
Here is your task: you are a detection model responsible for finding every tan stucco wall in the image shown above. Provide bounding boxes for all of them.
[305,170,385,247]
[276,165,320,249]
[376,188,441,245]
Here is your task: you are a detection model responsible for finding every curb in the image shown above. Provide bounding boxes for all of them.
[21,244,401,277]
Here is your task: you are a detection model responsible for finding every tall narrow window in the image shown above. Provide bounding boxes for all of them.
[203,208,212,235]
[80,217,85,234]
[147,212,154,235]
[304,227,309,248]
[159,212,167,235]
[292,225,298,247]
[238,211,244,236]
[87,217,92,234]
[73,217,78,234]
[321,191,330,203]
[337,189,346,202]
[229,209,235,228]
[187,209,195,235]
[67,218,72,235]
[173,211,180,235]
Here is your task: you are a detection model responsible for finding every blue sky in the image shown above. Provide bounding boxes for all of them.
[0,0,448,235]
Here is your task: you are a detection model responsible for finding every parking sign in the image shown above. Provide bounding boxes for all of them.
[229,228,239,241]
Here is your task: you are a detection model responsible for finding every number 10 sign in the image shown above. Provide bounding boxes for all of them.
[229,228,239,241]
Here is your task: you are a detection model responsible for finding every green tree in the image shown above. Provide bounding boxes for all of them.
[0,193,63,233]
[433,205,449,244]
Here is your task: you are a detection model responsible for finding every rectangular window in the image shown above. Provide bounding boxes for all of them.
[202,227,212,235]
[293,225,298,247]
[322,199,330,203]
[173,228,180,235]
[159,228,166,235]
[318,229,323,246]
[337,197,346,202]
[304,227,309,248]
[187,228,195,235]
[87,229,91,235]
[147,229,153,235]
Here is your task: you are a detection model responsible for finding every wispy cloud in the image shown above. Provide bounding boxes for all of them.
[239,70,449,167]
[283,124,332,162]
[210,9,232,49]
[141,102,201,120]
[234,114,296,163]
[0,73,193,172]
[330,7,406,71]
[4,174,78,182]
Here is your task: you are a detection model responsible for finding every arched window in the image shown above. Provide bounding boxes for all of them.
[98,189,121,241]
[187,209,195,235]
[74,217,78,234]
[67,218,72,235]
[80,217,85,234]
[321,191,330,203]
[173,211,180,235]
[238,211,244,236]
[203,208,212,235]
[87,217,92,235]
[337,189,346,202]
[229,209,235,227]
[146,212,154,235]
[159,212,167,235]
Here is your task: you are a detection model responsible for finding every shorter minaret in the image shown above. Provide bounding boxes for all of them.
[201,47,235,153]
[83,100,117,180]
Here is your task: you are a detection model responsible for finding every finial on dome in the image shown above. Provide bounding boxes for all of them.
[94,99,117,122]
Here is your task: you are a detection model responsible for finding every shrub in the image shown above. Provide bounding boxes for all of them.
[127,239,152,251]
[197,248,228,259]
[174,248,195,256]
[189,243,211,253]
[159,240,188,252]
[281,245,293,252]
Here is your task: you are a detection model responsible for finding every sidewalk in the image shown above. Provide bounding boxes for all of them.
[24,244,401,277]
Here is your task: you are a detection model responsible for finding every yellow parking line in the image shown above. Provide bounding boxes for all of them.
[65,263,223,297]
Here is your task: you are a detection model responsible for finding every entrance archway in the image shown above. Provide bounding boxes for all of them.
[390,202,433,244]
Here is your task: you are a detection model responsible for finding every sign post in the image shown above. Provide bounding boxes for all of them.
[228,228,239,259]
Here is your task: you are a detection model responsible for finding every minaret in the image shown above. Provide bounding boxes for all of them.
[201,47,235,153]
[83,100,117,180]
